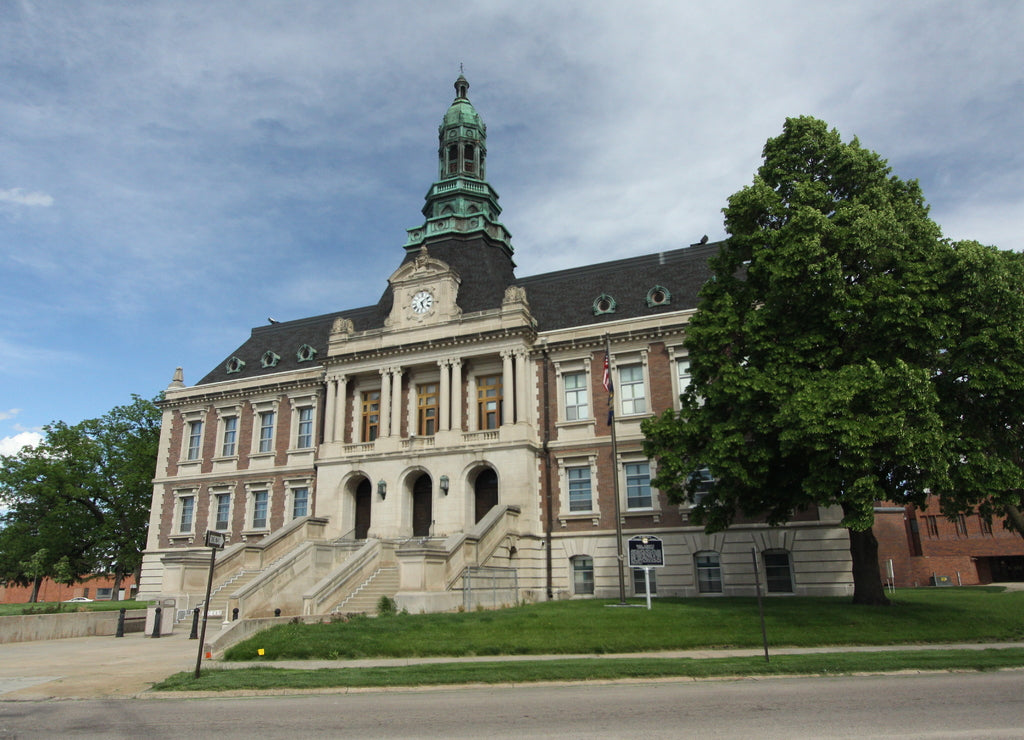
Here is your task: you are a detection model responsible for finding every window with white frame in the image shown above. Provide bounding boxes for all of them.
[291,486,310,519]
[221,415,238,457]
[186,420,203,460]
[571,555,594,595]
[625,461,652,509]
[567,466,593,512]
[251,489,269,529]
[676,357,691,397]
[296,407,314,449]
[258,411,275,453]
[563,371,589,421]
[632,567,657,595]
[178,494,195,533]
[695,551,723,593]
[618,365,647,415]
[212,492,231,531]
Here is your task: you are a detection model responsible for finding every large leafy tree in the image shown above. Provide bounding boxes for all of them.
[643,116,951,605]
[0,395,160,601]
[935,242,1024,534]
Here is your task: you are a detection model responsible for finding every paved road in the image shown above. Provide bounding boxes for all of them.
[2,671,1023,738]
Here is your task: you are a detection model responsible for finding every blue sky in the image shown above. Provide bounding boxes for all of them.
[2,0,1022,454]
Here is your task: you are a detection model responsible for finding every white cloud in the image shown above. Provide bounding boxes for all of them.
[0,188,53,207]
[0,409,21,422]
[0,431,42,456]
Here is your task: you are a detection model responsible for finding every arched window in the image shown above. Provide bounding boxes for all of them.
[694,551,723,593]
[571,555,594,595]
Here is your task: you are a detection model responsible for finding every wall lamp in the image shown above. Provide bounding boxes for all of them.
[377,480,387,500]
[440,475,450,495]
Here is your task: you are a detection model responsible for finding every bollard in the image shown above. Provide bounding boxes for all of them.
[115,608,126,638]
[189,607,200,639]
[232,607,239,621]
[151,606,162,638]
[274,608,281,617]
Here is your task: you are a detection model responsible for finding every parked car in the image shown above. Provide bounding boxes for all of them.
[64,597,93,602]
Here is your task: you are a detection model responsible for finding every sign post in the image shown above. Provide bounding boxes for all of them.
[627,535,665,610]
[194,530,225,679]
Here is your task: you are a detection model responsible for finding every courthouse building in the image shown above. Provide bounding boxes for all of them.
[139,76,853,618]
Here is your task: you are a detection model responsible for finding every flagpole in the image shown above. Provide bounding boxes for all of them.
[605,333,627,604]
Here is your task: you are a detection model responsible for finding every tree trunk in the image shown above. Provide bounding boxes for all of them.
[848,526,890,606]
[112,571,123,602]
[28,575,42,604]
[1003,503,1024,538]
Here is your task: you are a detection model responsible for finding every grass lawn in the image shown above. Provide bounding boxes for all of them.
[221,587,1024,662]
[154,648,1024,692]
[0,600,148,617]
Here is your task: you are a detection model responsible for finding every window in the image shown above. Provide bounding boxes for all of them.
[955,513,968,537]
[567,466,592,512]
[925,515,939,538]
[221,416,238,457]
[477,375,502,429]
[251,490,269,529]
[292,487,309,519]
[417,383,439,436]
[625,462,652,509]
[178,495,195,532]
[632,567,657,595]
[572,556,594,595]
[96,588,113,601]
[981,516,993,536]
[695,551,723,593]
[618,365,646,415]
[296,407,314,449]
[258,411,275,453]
[362,391,380,441]
[214,493,231,531]
[763,551,793,593]
[563,372,589,421]
[676,358,691,396]
[186,420,203,460]
[689,468,714,505]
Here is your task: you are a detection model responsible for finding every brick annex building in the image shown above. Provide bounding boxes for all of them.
[138,76,855,618]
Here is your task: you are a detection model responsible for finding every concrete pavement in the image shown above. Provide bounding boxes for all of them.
[2,627,1024,701]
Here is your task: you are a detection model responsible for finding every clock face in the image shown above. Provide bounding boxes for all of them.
[411,290,434,314]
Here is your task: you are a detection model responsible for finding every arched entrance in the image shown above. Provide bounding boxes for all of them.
[474,468,498,523]
[354,478,372,540]
[412,474,432,537]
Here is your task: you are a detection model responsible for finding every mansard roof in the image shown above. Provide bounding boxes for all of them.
[194,240,719,387]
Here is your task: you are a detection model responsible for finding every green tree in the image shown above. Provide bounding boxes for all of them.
[643,116,951,605]
[0,395,160,601]
[934,242,1024,535]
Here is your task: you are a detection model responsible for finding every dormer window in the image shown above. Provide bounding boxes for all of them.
[593,294,617,316]
[261,351,280,368]
[296,344,317,362]
[646,286,672,307]
[225,356,245,374]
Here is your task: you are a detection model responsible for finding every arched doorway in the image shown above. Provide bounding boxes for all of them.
[474,468,498,523]
[412,474,432,537]
[354,478,372,540]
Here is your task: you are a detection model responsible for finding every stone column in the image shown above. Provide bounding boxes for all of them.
[324,377,337,442]
[450,359,463,431]
[390,367,403,438]
[379,368,392,438]
[502,350,515,425]
[438,360,451,431]
[515,350,530,425]
[335,375,348,442]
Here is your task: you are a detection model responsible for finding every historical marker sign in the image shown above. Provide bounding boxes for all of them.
[627,535,665,568]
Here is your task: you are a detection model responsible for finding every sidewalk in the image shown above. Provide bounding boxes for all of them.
[2,630,1022,701]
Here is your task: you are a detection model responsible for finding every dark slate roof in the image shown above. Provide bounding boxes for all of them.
[195,239,719,386]
[517,241,719,331]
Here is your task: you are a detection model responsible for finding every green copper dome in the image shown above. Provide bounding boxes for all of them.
[404,74,513,257]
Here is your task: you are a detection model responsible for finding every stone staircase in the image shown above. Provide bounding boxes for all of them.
[333,566,400,615]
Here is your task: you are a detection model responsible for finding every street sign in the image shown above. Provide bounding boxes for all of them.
[627,535,664,568]
[204,530,226,549]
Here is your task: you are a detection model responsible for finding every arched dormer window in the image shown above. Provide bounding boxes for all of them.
[593,293,617,316]
[296,344,317,363]
[646,285,671,308]
[225,356,245,374]
[261,351,280,369]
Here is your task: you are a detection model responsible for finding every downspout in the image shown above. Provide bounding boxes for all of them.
[542,346,554,599]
